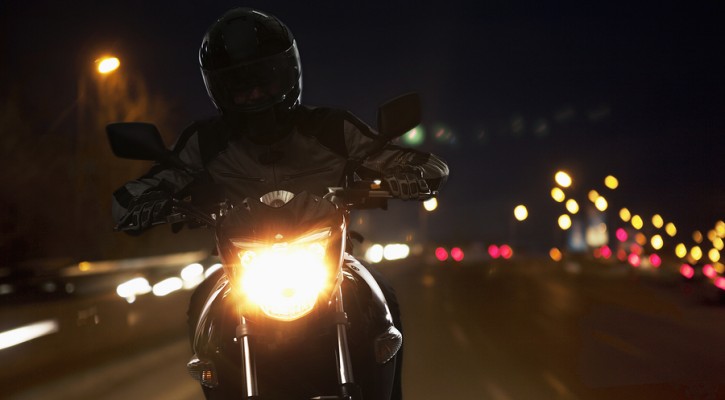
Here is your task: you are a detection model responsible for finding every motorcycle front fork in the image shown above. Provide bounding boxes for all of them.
[236,286,361,400]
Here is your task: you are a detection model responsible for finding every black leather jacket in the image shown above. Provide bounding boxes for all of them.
[112,106,449,224]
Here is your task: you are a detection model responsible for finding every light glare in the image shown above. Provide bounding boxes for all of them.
[0,320,59,351]
[423,197,438,212]
[97,56,120,74]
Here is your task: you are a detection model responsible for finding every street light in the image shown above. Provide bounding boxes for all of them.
[96,56,120,74]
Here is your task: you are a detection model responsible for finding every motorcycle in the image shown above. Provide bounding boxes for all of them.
[106,94,428,399]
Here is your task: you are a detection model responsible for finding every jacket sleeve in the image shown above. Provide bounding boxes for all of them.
[341,111,449,192]
[111,124,206,225]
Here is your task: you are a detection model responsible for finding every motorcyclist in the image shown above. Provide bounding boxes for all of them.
[112,7,448,399]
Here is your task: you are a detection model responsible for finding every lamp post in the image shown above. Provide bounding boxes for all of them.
[74,54,122,227]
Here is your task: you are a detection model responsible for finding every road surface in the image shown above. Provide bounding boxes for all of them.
[8,258,725,399]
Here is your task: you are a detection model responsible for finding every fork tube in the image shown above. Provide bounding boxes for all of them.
[237,312,259,398]
[334,286,355,385]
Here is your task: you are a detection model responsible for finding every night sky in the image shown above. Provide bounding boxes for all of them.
[2,1,723,250]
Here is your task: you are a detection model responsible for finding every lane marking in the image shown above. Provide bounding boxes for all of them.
[542,370,574,398]
[0,319,59,351]
[483,379,512,400]
[449,323,470,348]
[592,329,645,358]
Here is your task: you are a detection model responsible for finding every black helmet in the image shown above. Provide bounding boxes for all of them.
[199,8,302,120]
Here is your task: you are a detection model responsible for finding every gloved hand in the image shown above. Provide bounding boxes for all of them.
[117,190,173,233]
[383,166,430,200]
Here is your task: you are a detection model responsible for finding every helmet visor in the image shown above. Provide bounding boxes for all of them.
[203,45,300,112]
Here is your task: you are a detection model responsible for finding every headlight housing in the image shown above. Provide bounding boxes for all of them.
[232,228,332,321]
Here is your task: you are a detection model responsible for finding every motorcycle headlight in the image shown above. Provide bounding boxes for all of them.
[233,228,332,321]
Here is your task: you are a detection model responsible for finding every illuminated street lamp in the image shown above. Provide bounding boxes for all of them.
[555,171,572,188]
[513,205,528,221]
[96,56,120,74]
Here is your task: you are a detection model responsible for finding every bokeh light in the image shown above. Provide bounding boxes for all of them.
[713,237,724,251]
[693,231,703,243]
[555,171,572,188]
[594,196,608,212]
[628,253,641,267]
[435,247,448,262]
[401,126,425,146]
[616,228,628,242]
[702,264,716,279]
[549,248,562,262]
[565,199,579,214]
[635,233,647,246]
[619,208,631,222]
[500,245,513,259]
[604,175,619,189]
[651,214,664,229]
[690,246,703,261]
[631,215,644,230]
[665,222,677,237]
[709,248,721,263]
[651,234,664,250]
[680,264,695,279]
[450,247,465,262]
[513,205,528,221]
[488,245,500,259]
[551,187,565,202]
[715,220,725,237]
[588,190,599,203]
[675,243,687,258]
[558,214,572,230]
[649,254,662,268]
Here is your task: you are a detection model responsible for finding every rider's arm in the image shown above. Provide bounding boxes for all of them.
[340,111,449,194]
[111,123,206,228]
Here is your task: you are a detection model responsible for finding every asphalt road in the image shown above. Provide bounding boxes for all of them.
[9,258,725,400]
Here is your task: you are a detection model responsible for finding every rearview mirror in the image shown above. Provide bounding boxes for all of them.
[376,92,421,139]
[106,122,169,161]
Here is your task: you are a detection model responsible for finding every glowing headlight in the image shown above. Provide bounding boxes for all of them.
[234,229,331,321]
